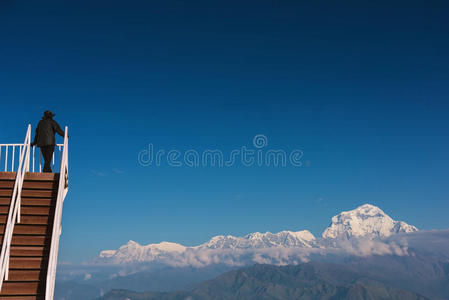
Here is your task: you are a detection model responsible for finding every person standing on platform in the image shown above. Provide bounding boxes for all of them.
[31,110,65,173]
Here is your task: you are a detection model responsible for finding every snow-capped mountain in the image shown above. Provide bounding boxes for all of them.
[98,241,186,264]
[201,230,316,249]
[94,204,418,265]
[96,230,316,265]
[322,204,418,239]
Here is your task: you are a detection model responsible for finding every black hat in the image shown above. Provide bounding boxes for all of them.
[44,110,56,117]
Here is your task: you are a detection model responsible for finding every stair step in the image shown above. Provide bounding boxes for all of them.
[0,172,17,180]
[24,173,59,181]
[20,190,57,199]
[0,199,10,206]
[0,206,53,216]
[0,215,53,225]
[0,281,41,295]
[10,246,48,257]
[0,190,56,198]
[22,182,57,190]
[21,199,55,207]
[0,296,42,300]
[0,225,49,235]
[0,191,12,198]
[21,207,53,216]
[9,257,47,269]
[4,270,43,282]
[0,199,54,207]
[0,236,49,246]
[0,181,14,188]
[0,198,9,206]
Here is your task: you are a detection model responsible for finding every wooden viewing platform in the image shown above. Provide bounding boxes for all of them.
[0,125,69,300]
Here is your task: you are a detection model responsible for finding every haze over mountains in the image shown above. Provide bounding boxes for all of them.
[99,263,431,300]
[56,204,449,300]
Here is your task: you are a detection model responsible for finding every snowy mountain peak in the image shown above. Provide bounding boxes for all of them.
[286,230,316,241]
[125,240,140,247]
[97,241,186,264]
[353,203,384,214]
[148,241,186,253]
[201,230,316,249]
[322,204,418,239]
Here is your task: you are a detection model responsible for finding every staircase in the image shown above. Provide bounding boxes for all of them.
[0,172,58,299]
[0,125,69,300]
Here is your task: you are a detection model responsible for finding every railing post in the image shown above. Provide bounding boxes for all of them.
[32,146,35,172]
[26,125,31,172]
[4,146,8,171]
[11,146,15,172]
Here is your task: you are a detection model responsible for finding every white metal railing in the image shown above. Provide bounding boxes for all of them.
[0,143,63,173]
[0,125,32,291]
[45,126,69,300]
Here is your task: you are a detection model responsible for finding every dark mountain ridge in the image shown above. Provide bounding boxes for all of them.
[98,262,430,300]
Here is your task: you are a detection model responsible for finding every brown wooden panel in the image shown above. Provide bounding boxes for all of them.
[0,198,11,205]
[0,172,17,180]
[24,172,59,181]
[9,257,47,269]
[20,207,52,216]
[21,199,54,207]
[0,215,7,223]
[9,235,49,246]
[10,246,48,257]
[0,190,12,197]
[0,206,9,214]
[22,182,56,190]
[0,196,56,205]
[0,181,14,188]
[5,215,52,225]
[0,225,49,235]
[0,202,55,214]
[21,190,57,198]
[4,270,43,282]
[0,296,41,300]
[0,281,40,295]
[0,235,49,246]
[0,204,56,215]
[11,225,49,235]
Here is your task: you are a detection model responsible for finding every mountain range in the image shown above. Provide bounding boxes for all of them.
[94,204,418,266]
[55,204,449,300]
[97,263,430,300]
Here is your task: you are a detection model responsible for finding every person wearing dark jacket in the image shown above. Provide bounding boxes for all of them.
[31,110,65,173]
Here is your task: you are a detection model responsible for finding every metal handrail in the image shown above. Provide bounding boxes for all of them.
[45,126,69,300]
[0,124,31,291]
[0,144,63,173]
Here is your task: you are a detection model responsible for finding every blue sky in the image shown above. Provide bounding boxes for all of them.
[1,1,448,263]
